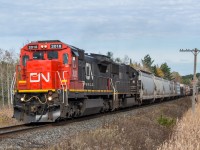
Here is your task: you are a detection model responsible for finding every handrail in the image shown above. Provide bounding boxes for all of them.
[109,78,118,110]
[10,73,16,105]
[109,78,115,93]
[56,71,69,106]
[57,71,65,104]
[62,71,68,106]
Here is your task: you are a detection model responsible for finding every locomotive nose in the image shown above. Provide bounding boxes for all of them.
[26,60,60,90]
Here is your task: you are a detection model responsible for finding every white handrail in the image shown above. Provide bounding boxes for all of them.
[109,78,116,93]
[57,71,68,105]
[62,71,68,106]
[109,78,118,110]
[57,71,65,103]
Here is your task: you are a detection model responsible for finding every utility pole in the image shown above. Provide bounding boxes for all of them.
[180,48,200,113]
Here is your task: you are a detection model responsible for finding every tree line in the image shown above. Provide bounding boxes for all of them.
[106,51,193,85]
[0,49,18,107]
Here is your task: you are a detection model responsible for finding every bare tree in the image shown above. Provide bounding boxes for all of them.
[0,49,18,107]
[123,55,130,65]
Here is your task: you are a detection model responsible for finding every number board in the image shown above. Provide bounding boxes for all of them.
[28,45,38,50]
[50,44,62,49]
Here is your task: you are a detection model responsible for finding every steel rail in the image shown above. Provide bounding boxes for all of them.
[0,123,50,137]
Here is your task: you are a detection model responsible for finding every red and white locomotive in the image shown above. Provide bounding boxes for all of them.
[11,40,188,123]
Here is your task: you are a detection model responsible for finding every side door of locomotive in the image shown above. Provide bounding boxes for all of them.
[60,48,72,89]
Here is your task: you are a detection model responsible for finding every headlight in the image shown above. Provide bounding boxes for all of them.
[48,96,53,101]
[21,97,25,102]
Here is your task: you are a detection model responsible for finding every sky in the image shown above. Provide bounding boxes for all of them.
[0,0,200,75]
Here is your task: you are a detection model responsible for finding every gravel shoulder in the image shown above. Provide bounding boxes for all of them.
[0,96,191,150]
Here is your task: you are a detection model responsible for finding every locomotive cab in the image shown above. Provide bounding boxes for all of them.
[13,40,81,122]
[18,41,73,90]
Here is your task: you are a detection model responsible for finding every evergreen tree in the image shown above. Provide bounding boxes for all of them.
[152,65,157,75]
[141,54,154,73]
[160,63,171,80]
[181,78,191,85]
[106,51,114,60]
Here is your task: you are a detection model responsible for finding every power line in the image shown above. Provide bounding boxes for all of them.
[180,48,200,113]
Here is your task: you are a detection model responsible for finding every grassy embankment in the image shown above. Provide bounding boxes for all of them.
[158,97,200,150]
[1,96,198,149]
[52,97,191,150]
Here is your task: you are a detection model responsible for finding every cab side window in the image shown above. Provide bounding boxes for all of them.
[22,55,29,66]
[63,53,68,65]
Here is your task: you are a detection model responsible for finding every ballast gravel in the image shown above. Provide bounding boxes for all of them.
[0,98,191,150]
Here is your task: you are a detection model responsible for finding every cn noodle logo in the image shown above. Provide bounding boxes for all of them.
[30,72,50,83]
[85,63,93,80]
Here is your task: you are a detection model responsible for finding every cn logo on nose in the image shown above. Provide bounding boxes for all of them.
[30,72,50,83]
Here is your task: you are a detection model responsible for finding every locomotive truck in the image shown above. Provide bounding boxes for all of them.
[11,40,188,123]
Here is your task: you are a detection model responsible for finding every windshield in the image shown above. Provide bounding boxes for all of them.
[32,51,59,60]
[48,51,58,60]
[33,51,44,60]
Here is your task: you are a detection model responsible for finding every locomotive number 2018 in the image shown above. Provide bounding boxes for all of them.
[50,44,62,49]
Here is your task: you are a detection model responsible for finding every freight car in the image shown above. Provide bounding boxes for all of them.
[180,84,191,96]
[10,40,187,123]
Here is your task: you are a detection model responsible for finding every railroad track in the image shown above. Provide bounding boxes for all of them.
[0,97,189,138]
[0,123,50,137]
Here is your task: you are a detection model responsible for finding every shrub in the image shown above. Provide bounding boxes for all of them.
[157,115,175,127]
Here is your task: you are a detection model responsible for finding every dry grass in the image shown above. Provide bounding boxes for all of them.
[51,97,191,150]
[54,116,161,150]
[158,97,200,150]
[0,106,21,127]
